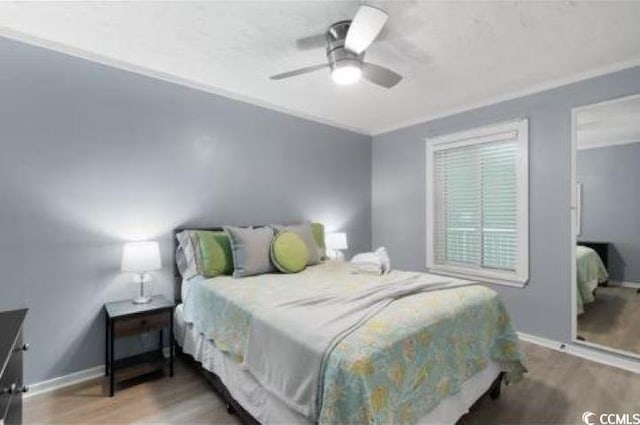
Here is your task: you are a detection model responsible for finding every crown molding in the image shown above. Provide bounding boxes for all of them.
[371,58,640,136]
[0,26,370,136]
[3,25,640,140]
[577,138,640,151]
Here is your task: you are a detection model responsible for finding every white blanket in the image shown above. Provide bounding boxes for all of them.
[243,273,474,420]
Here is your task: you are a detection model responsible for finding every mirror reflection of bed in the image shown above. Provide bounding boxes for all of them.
[574,94,640,358]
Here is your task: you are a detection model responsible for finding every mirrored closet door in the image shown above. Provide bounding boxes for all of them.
[573,94,640,358]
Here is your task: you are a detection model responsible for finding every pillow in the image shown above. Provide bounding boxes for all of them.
[193,230,234,277]
[176,230,234,279]
[310,222,327,259]
[225,226,275,278]
[271,222,320,266]
[176,230,199,280]
[271,231,309,273]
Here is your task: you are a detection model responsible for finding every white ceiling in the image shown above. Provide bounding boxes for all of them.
[577,95,640,150]
[1,1,640,135]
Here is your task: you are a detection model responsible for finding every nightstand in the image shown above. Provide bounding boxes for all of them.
[104,295,175,397]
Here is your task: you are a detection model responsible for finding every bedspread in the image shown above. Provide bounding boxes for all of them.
[576,245,609,314]
[183,261,526,425]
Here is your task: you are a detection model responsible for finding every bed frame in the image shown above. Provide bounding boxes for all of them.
[171,227,504,425]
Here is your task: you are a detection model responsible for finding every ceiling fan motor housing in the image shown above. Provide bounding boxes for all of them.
[326,20,364,71]
[269,6,401,89]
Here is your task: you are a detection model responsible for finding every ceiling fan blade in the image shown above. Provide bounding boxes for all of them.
[295,34,327,50]
[344,5,388,55]
[362,62,403,88]
[270,64,328,80]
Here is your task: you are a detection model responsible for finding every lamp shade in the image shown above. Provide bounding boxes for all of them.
[325,232,348,250]
[121,241,162,272]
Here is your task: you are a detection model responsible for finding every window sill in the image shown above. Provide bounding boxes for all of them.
[426,266,528,288]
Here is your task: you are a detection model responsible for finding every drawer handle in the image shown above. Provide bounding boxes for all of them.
[2,383,16,395]
[12,343,29,353]
[1,383,29,395]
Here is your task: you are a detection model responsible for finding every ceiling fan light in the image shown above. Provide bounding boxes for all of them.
[331,62,362,85]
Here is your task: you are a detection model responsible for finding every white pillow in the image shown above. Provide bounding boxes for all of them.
[175,230,199,280]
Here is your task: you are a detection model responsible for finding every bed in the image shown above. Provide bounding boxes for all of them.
[576,245,609,315]
[172,228,526,425]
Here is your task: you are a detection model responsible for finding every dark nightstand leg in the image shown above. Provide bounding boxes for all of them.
[105,313,110,377]
[169,310,174,377]
[109,319,115,397]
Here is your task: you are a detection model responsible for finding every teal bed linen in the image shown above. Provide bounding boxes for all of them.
[576,245,609,314]
[183,262,526,425]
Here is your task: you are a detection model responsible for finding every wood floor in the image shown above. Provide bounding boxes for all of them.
[25,341,640,424]
[459,342,640,424]
[578,286,640,355]
[24,363,239,425]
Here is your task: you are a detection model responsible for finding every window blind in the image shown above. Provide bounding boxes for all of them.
[433,134,519,272]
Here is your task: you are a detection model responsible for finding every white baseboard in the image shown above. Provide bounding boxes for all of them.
[26,347,172,398]
[609,280,640,289]
[517,332,564,351]
[518,332,640,374]
[25,365,104,398]
[27,335,639,398]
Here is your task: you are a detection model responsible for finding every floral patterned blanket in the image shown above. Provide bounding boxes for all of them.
[183,261,526,425]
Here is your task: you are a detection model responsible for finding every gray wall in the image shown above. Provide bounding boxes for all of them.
[0,36,372,384]
[577,142,640,282]
[372,67,640,344]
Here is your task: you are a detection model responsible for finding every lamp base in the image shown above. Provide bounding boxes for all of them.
[132,295,152,304]
[132,273,153,304]
[328,249,345,261]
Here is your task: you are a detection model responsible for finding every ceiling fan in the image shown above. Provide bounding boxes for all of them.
[270,5,403,88]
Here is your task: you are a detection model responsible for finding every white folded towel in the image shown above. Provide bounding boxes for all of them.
[351,252,379,265]
[375,247,391,274]
[353,263,383,275]
[350,247,392,275]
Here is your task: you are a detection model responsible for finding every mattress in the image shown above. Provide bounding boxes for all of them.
[175,304,502,425]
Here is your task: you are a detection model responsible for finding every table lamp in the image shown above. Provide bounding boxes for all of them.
[325,232,348,261]
[121,241,162,304]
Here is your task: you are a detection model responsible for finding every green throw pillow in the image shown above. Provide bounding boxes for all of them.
[195,231,234,277]
[271,231,309,273]
[310,222,326,259]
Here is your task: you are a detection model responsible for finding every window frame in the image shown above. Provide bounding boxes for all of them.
[425,119,529,287]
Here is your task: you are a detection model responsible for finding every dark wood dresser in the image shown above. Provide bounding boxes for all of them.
[0,309,28,425]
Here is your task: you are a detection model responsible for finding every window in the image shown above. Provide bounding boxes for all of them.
[426,119,529,287]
